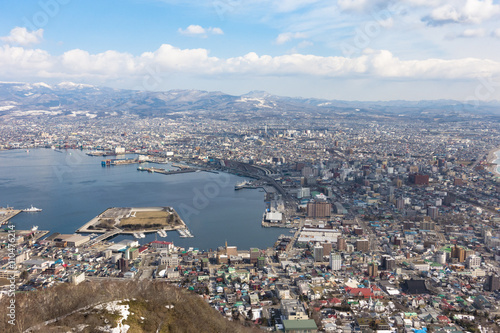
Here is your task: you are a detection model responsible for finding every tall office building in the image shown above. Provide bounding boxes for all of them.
[435,251,447,265]
[451,245,466,263]
[250,248,259,264]
[381,255,395,271]
[427,206,439,219]
[307,201,332,218]
[466,255,481,269]
[330,253,342,271]
[484,275,500,292]
[356,239,370,253]
[337,237,346,251]
[322,242,333,257]
[368,262,378,277]
[314,244,324,262]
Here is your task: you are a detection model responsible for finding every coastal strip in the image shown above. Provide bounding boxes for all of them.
[486,147,500,176]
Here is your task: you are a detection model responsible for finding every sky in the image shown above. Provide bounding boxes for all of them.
[0,0,500,101]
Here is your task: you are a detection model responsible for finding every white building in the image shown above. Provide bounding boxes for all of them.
[467,255,481,269]
[330,253,342,271]
[434,251,447,265]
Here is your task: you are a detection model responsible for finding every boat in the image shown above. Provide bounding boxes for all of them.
[31,226,38,232]
[22,205,42,212]
[139,233,146,238]
[157,229,167,237]
[177,228,194,238]
[133,233,140,238]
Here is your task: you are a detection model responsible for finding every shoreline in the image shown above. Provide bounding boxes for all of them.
[486,147,500,176]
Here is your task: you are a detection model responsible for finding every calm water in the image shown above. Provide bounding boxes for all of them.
[0,149,283,250]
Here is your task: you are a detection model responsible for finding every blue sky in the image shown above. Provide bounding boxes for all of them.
[1,0,500,101]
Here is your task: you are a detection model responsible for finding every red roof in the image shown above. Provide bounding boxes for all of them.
[151,240,173,245]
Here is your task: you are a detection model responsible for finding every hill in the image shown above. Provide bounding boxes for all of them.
[0,280,261,333]
[0,81,499,121]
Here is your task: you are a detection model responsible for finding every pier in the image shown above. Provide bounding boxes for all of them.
[0,208,22,225]
[102,158,140,166]
[76,207,194,243]
[137,166,197,175]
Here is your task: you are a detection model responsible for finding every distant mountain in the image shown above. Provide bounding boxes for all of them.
[0,81,498,119]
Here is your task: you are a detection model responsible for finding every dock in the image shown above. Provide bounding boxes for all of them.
[76,207,194,244]
[137,166,196,175]
[102,158,140,166]
[0,208,22,225]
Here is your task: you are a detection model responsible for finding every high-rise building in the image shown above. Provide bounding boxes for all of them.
[484,275,500,292]
[435,251,447,265]
[307,201,332,218]
[381,255,395,271]
[250,248,259,264]
[330,253,342,271]
[451,245,466,263]
[356,239,370,253]
[427,206,438,219]
[314,244,324,262]
[257,257,266,270]
[337,237,346,251]
[117,258,128,272]
[368,262,378,277]
[421,221,435,231]
[322,242,333,257]
[396,198,404,210]
[466,255,481,269]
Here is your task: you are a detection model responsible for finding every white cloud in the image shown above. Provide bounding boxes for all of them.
[178,25,206,35]
[458,28,486,38]
[276,32,308,44]
[492,28,500,38]
[425,0,500,25]
[209,27,224,35]
[1,44,499,83]
[178,25,224,37]
[0,27,44,46]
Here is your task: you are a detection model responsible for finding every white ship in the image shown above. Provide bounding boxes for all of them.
[22,205,42,212]
[177,228,194,238]
[157,229,167,237]
[31,225,38,232]
[139,233,146,238]
[133,233,140,238]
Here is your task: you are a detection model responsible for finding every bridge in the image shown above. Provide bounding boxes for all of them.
[87,228,122,245]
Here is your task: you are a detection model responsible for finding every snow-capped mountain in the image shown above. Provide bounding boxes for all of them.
[0,81,498,119]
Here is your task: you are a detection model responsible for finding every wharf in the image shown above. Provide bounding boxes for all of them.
[76,207,193,244]
[102,158,140,166]
[137,166,196,175]
[0,209,22,225]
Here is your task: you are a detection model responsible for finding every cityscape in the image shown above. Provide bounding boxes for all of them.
[0,82,499,332]
[1,0,500,332]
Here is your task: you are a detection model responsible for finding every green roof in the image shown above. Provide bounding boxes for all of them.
[283,319,317,331]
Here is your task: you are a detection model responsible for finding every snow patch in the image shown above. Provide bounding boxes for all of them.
[0,105,16,112]
[95,300,130,333]
[235,97,274,108]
